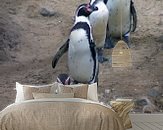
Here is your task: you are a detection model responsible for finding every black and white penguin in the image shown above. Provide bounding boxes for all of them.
[104,0,137,48]
[68,4,98,84]
[89,0,109,63]
[52,4,98,84]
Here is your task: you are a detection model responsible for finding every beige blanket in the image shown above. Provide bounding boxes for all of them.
[0,98,125,130]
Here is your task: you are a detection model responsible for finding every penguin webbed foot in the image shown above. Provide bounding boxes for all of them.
[97,48,108,63]
[123,35,130,48]
[98,55,108,63]
[104,37,115,49]
[104,36,131,48]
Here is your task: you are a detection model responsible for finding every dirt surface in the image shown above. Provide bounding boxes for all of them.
[0,0,163,112]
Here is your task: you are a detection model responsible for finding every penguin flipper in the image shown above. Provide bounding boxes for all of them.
[131,0,137,32]
[52,39,69,68]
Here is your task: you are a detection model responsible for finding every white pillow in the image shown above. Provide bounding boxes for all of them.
[55,82,98,102]
[15,82,58,103]
[57,83,88,99]
[32,93,74,99]
[87,83,98,102]
[15,82,25,103]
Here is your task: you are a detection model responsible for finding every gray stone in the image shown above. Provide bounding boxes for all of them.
[135,98,148,106]
[40,8,58,17]
[148,87,162,97]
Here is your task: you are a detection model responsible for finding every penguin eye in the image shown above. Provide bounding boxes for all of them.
[86,7,92,13]
[85,4,98,13]
[85,4,92,13]
[94,6,98,11]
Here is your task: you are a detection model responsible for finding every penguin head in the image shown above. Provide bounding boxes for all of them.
[56,73,72,85]
[75,3,98,18]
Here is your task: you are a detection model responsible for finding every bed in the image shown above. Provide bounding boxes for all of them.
[0,82,133,130]
[0,98,125,130]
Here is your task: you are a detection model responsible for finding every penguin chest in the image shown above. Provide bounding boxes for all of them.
[68,29,95,82]
[89,2,109,48]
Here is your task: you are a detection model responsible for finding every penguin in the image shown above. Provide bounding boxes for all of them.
[89,0,109,63]
[56,73,72,85]
[104,0,137,48]
[52,4,99,84]
[68,4,99,84]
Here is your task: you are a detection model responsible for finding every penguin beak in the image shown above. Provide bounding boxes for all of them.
[86,4,98,13]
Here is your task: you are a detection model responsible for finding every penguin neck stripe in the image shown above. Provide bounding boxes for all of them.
[103,0,108,4]
[71,22,91,43]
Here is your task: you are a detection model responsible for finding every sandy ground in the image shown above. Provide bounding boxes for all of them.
[0,0,163,112]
